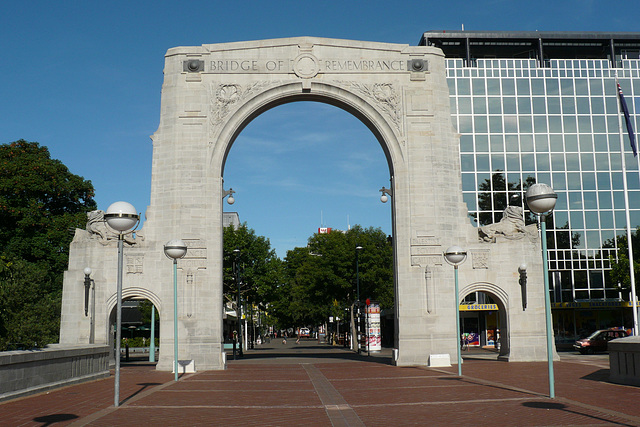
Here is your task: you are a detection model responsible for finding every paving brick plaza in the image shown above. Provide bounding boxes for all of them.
[2,341,639,426]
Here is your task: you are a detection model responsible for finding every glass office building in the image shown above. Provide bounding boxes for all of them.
[420,31,640,342]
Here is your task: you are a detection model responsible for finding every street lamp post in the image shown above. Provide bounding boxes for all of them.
[150,304,156,363]
[444,245,467,377]
[223,188,235,205]
[164,239,188,382]
[379,186,392,203]
[356,246,363,303]
[234,248,243,357]
[525,183,558,399]
[355,245,363,352]
[104,201,139,408]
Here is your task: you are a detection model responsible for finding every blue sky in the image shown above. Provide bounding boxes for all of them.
[1,1,638,257]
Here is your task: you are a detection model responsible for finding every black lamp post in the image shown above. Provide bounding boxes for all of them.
[234,248,243,357]
[355,245,363,352]
[356,246,363,303]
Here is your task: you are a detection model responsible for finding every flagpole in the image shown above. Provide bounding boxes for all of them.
[616,75,639,336]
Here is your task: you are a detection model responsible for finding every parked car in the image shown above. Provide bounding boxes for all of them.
[298,328,310,338]
[573,329,628,354]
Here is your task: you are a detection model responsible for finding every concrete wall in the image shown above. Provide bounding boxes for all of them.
[0,345,110,402]
[609,336,640,387]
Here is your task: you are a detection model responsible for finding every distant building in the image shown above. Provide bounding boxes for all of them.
[223,212,240,229]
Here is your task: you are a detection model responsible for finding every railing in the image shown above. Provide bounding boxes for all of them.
[0,344,110,402]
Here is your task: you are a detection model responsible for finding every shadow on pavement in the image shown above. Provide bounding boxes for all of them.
[522,401,635,427]
[120,382,164,405]
[33,413,79,426]
[580,368,610,382]
[229,341,394,365]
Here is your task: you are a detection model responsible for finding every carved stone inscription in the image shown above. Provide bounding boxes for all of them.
[181,239,207,270]
[207,58,409,74]
[411,235,442,267]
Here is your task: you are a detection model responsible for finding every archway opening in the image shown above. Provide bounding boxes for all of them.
[459,290,507,359]
[108,297,161,365]
[221,100,394,359]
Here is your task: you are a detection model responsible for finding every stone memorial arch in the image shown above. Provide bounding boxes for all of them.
[60,37,554,371]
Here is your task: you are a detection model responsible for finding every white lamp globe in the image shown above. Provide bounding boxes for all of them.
[164,239,188,260]
[105,201,139,232]
[525,184,557,215]
[83,267,92,276]
[444,245,467,266]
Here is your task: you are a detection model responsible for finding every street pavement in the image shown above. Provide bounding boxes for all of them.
[1,339,639,426]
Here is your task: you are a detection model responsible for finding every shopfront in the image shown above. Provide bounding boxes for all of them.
[552,301,637,349]
[459,303,500,348]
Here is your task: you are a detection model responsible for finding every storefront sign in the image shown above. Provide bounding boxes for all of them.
[460,304,498,311]
[551,301,640,309]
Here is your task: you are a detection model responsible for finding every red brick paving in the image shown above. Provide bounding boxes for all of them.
[1,342,639,426]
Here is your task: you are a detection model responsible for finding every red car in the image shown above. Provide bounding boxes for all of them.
[573,329,628,354]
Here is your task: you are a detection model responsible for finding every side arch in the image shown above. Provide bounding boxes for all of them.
[106,287,163,315]
[105,287,163,363]
[459,281,510,358]
[459,282,509,309]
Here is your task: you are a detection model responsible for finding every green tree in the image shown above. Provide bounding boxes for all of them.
[0,140,96,277]
[0,257,61,349]
[279,226,393,328]
[547,221,581,250]
[0,140,96,349]
[223,223,283,310]
[606,227,640,298]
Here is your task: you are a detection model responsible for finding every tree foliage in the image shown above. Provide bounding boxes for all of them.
[0,256,62,349]
[276,226,393,328]
[606,227,640,297]
[476,171,536,226]
[223,223,283,311]
[0,140,96,276]
[0,140,96,350]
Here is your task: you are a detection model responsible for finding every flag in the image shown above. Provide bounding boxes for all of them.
[617,82,638,157]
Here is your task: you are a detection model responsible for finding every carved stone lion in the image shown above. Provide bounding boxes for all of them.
[86,210,138,245]
[478,206,526,242]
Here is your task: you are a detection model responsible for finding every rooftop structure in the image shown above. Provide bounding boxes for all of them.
[420,31,640,67]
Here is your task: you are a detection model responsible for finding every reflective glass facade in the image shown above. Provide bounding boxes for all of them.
[424,32,640,309]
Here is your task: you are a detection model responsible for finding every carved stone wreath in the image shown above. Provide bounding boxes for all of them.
[209,81,276,135]
[336,81,403,135]
[216,84,240,104]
